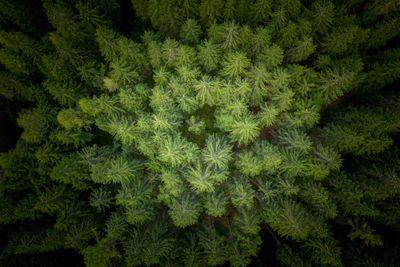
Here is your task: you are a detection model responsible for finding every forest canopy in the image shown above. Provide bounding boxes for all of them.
[0,0,399,266]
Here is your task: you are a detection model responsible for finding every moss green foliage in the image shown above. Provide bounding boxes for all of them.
[0,0,400,266]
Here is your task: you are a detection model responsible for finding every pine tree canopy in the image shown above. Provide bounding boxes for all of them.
[0,0,399,266]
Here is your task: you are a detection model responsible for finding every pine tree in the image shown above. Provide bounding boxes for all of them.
[309,1,334,35]
[250,0,272,24]
[197,40,221,72]
[322,25,368,55]
[228,174,255,209]
[194,75,221,107]
[168,192,201,227]
[186,161,227,193]
[317,62,362,105]
[263,198,313,241]
[304,238,342,266]
[316,94,400,155]
[348,218,383,247]
[257,44,284,70]
[286,36,316,63]
[1,1,400,266]
[180,19,202,44]
[221,51,251,78]
[187,115,206,135]
[198,225,228,265]
[209,21,242,52]
[124,220,175,265]
[229,113,260,146]
[199,0,224,26]
[203,187,228,216]
[274,127,312,153]
[202,134,233,170]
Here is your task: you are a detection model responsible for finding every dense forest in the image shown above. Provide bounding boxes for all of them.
[0,0,399,266]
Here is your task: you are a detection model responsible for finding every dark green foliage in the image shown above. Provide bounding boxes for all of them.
[316,94,400,155]
[1,0,400,266]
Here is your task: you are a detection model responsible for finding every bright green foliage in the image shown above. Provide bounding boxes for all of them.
[257,103,279,127]
[221,51,251,78]
[237,143,279,176]
[187,115,206,135]
[194,75,221,107]
[254,141,282,172]
[229,113,260,146]
[109,59,139,86]
[257,44,284,70]
[168,192,201,227]
[236,151,264,177]
[202,134,233,170]
[278,148,309,177]
[228,175,255,209]
[197,40,221,72]
[57,108,91,130]
[264,199,313,241]
[125,202,155,225]
[275,128,312,153]
[268,67,291,92]
[209,21,241,52]
[1,0,400,266]
[272,87,294,111]
[186,161,227,193]
[162,38,180,67]
[152,108,182,132]
[247,63,271,103]
[176,44,197,67]
[309,143,342,179]
[102,157,142,184]
[159,135,199,167]
[119,84,149,113]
